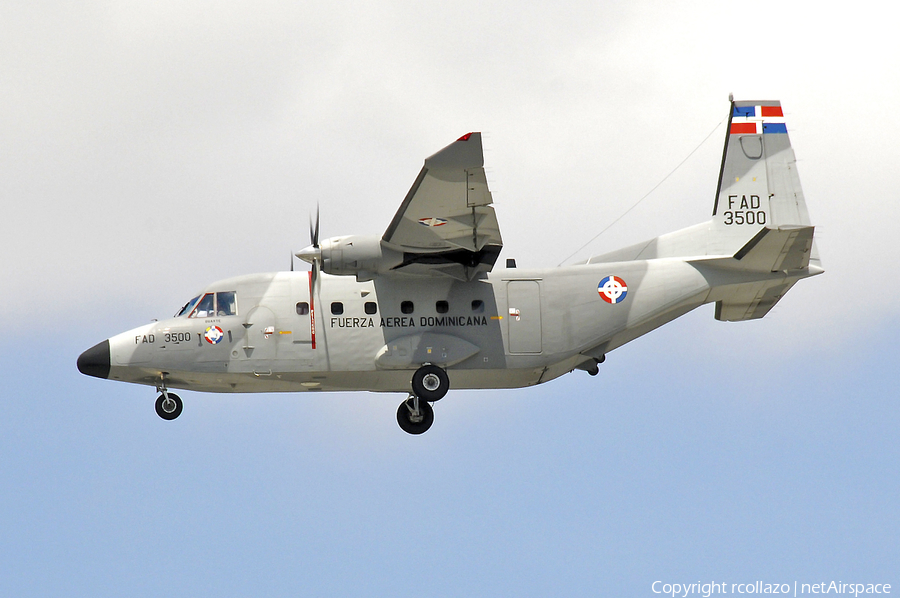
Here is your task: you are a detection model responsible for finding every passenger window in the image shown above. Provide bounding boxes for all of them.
[296,302,310,316]
[401,301,414,314]
[331,302,344,315]
[471,300,484,313]
[190,293,215,318]
[436,300,449,314]
[365,302,377,315]
[216,291,237,316]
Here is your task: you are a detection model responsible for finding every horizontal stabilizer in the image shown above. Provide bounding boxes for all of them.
[715,280,798,321]
[689,225,819,321]
[732,225,815,272]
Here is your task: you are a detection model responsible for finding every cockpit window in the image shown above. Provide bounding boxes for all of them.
[190,293,216,318]
[187,291,238,318]
[216,291,237,316]
[176,295,201,317]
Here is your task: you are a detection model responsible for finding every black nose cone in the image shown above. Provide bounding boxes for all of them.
[77,340,111,379]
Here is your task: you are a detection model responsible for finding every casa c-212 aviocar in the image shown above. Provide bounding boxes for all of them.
[78,99,822,434]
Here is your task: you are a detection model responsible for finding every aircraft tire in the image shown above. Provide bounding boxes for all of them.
[412,365,449,401]
[397,397,434,435]
[155,393,183,420]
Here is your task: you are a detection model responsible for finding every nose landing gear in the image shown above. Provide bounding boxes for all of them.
[155,392,183,420]
[154,374,183,420]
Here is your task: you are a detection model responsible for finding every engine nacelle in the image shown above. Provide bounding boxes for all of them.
[317,235,403,281]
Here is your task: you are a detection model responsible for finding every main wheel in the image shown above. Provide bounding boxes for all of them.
[155,393,183,420]
[412,364,450,402]
[397,396,434,435]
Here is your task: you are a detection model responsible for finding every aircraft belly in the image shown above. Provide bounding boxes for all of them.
[105,364,554,393]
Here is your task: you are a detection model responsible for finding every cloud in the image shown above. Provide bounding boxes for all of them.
[2,0,896,349]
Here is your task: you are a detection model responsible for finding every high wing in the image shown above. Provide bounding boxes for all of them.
[381,133,503,280]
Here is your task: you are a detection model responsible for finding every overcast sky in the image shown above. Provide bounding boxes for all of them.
[2,1,898,596]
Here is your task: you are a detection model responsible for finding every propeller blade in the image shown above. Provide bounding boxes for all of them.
[309,204,320,248]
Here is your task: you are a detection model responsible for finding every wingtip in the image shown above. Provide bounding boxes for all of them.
[457,132,475,141]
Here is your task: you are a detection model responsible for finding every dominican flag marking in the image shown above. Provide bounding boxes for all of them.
[598,276,628,304]
[204,325,224,344]
[418,217,448,227]
[730,104,787,135]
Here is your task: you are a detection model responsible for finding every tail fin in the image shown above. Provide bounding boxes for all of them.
[703,100,824,321]
[585,100,821,266]
[709,100,818,259]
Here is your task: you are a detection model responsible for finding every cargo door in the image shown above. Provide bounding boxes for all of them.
[506,280,542,354]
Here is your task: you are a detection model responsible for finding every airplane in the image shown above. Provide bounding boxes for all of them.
[78,99,822,434]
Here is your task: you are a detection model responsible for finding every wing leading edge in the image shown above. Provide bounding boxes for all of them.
[382,133,503,280]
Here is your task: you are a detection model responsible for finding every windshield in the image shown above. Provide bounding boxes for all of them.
[191,293,215,318]
[175,295,201,317]
[182,291,239,318]
[176,291,238,318]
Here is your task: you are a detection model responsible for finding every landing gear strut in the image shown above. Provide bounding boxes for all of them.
[396,364,448,434]
[396,394,434,435]
[154,374,183,420]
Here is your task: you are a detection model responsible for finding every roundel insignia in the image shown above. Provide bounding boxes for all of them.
[598,276,628,304]
[204,325,225,344]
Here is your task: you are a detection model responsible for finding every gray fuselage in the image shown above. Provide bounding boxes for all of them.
[104,259,711,395]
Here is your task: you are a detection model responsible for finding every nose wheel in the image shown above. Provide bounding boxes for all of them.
[154,376,183,420]
[153,373,183,420]
[155,392,183,420]
[397,394,434,435]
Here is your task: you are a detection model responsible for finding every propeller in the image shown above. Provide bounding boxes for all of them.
[309,205,320,291]
[295,204,322,291]
[310,203,320,250]
[292,205,319,272]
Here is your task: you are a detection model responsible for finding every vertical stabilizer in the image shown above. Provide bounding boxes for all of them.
[710,100,816,259]
[584,99,820,273]
[699,100,822,321]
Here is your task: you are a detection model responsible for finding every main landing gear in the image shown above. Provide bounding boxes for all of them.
[411,364,449,401]
[397,364,449,434]
[577,355,606,377]
[154,374,183,420]
[397,394,434,435]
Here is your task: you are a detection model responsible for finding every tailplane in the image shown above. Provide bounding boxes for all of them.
[695,224,821,321]
[584,98,823,321]
[587,99,821,267]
